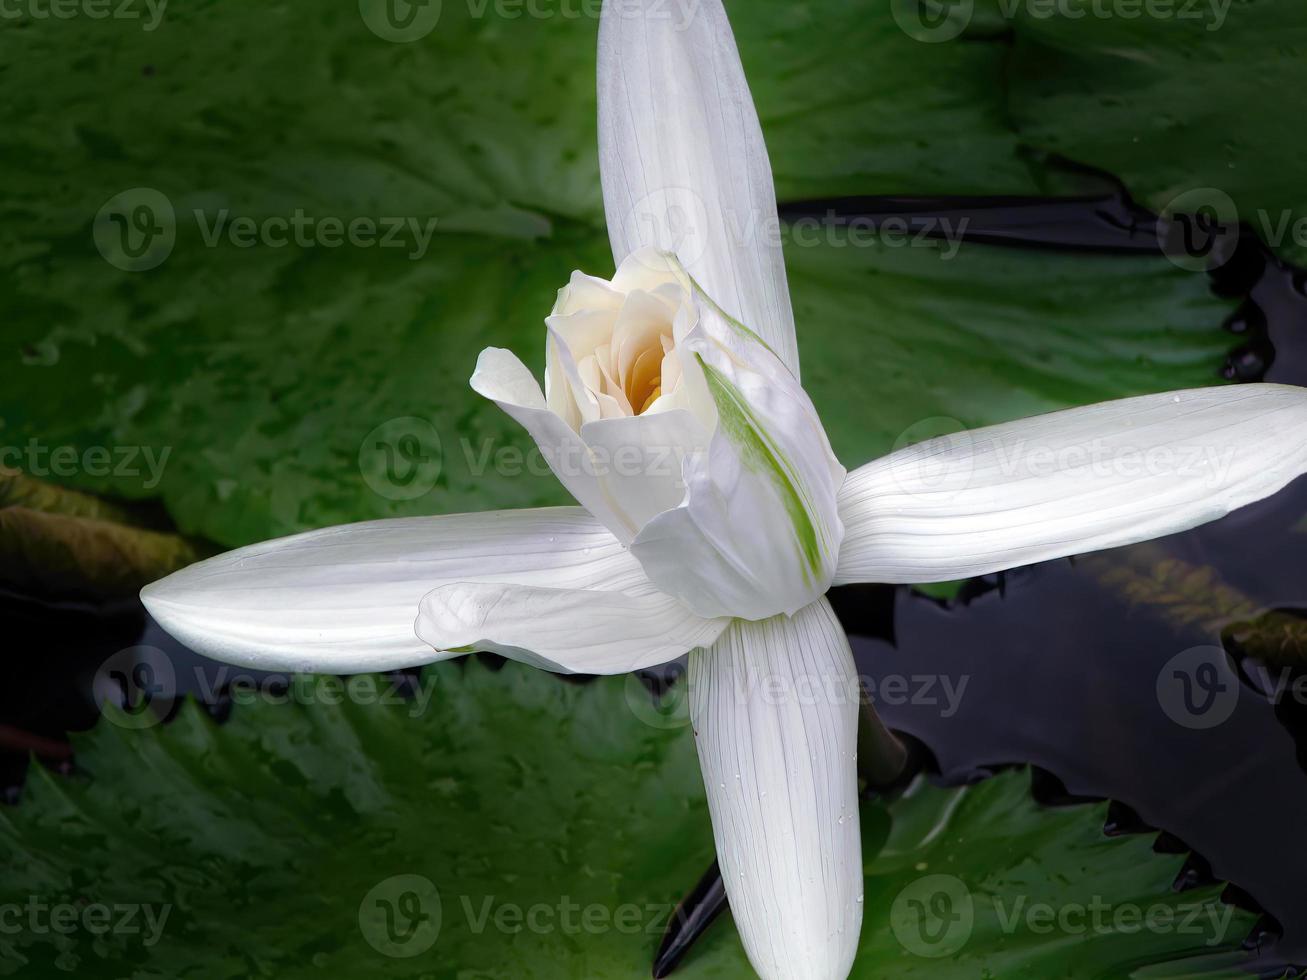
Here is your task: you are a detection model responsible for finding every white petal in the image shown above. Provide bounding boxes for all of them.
[690,598,862,980]
[416,581,727,675]
[476,345,713,543]
[632,299,845,620]
[835,384,1307,584]
[471,347,640,540]
[140,507,646,674]
[552,269,624,317]
[598,0,800,375]
[545,321,607,426]
[579,409,709,531]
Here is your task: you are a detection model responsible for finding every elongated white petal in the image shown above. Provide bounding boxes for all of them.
[835,384,1307,584]
[416,581,727,674]
[141,507,650,674]
[598,0,800,375]
[690,598,862,980]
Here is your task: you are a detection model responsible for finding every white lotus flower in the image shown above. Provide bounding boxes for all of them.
[479,245,843,622]
[141,1,1307,977]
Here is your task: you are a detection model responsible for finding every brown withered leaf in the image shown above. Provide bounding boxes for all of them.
[0,466,143,526]
[0,501,205,601]
[0,467,210,599]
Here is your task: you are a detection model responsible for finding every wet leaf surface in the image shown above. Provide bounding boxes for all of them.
[1001,0,1307,267]
[0,662,1254,977]
[0,0,1234,548]
[1,1,1304,975]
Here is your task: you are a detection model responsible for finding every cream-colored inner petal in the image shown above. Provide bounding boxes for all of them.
[558,291,681,419]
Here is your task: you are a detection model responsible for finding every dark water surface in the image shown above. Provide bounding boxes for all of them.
[816,189,1307,970]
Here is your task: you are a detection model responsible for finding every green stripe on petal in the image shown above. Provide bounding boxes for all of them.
[695,354,824,585]
[664,253,784,365]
